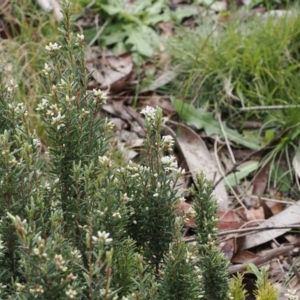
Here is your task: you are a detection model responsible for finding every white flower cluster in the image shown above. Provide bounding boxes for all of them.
[141,105,156,120]
[161,155,177,170]
[5,79,18,93]
[161,155,185,175]
[36,98,49,111]
[66,287,77,299]
[51,112,65,130]
[32,138,41,148]
[43,63,51,76]
[71,249,82,260]
[15,283,26,292]
[92,231,113,245]
[45,42,62,53]
[0,238,4,251]
[41,103,65,130]
[161,135,174,151]
[98,155,112,167]
[66,95,75,104]
[76,33,84,44]
[285,290,299,300]
[55,254,68,272]
[93,88,108,104]
[29,284,44,296]
[8,103,27,116]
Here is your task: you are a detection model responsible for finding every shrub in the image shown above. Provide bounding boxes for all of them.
[0,1,277,299]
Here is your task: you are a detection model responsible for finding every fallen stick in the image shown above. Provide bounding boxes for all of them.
[228,244,294,274]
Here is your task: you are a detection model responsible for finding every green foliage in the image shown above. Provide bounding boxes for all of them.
[0,2,281,299]
[173,98,260,149]
[252,267,278,300]
[170,12,300,122]
[248,264,278,300]
[171,10,300,192]
[81,0,196,59]
[116,106,182,272]
[0,2,203,298]
[192,173,230,300]
[229,273,248,300]
[158,219,201,300]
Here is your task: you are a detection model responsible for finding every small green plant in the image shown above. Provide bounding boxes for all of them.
[249,264,278,300]
[80,0,196,60]
[192,173,230,300]
[229,273,248,300]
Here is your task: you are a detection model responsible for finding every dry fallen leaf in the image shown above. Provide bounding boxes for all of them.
[240,200,300,250]
[140,70,177,93]
[218,210,245,231]
[166,121,229,210]
[231,249,258,264]
[86,47,133,91]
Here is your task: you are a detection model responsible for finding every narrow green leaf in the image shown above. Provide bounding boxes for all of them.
[225,161,259,188]
[173,98,260,150]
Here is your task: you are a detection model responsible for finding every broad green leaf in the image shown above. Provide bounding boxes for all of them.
[146,13,171,26]
[132,0,153,13]
[100,4,123,15]
[225,161,259,188]
[265,130,274,143]
[145,1,168,17]
[172,7,198,22]
[247,263,262,280]
[125,26,160,57]
[119,11,143,24]
[173,99,260,150]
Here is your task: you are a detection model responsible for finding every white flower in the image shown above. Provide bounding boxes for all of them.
[140,106,156,119]
[113,212,121,219]
[176,167,185,175]
[66,288,77,299]
[76,33,84,43]
[33,248,40,256]
[161,135,174,150]
[57,123,65,130]
[36,98,49,111]
[0,239,4,250]
[66,95,75,103]
[33,138,41,147]
[15,283,26,292]
[92,231,113,244]
[51,112,64,123]
[44,63,51,72]
[285,290,298,300]
[93,89,108,103]
[43,63,51,76]
[161,155,178,171]
[98,155,111,166]
[45,42,62,52]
